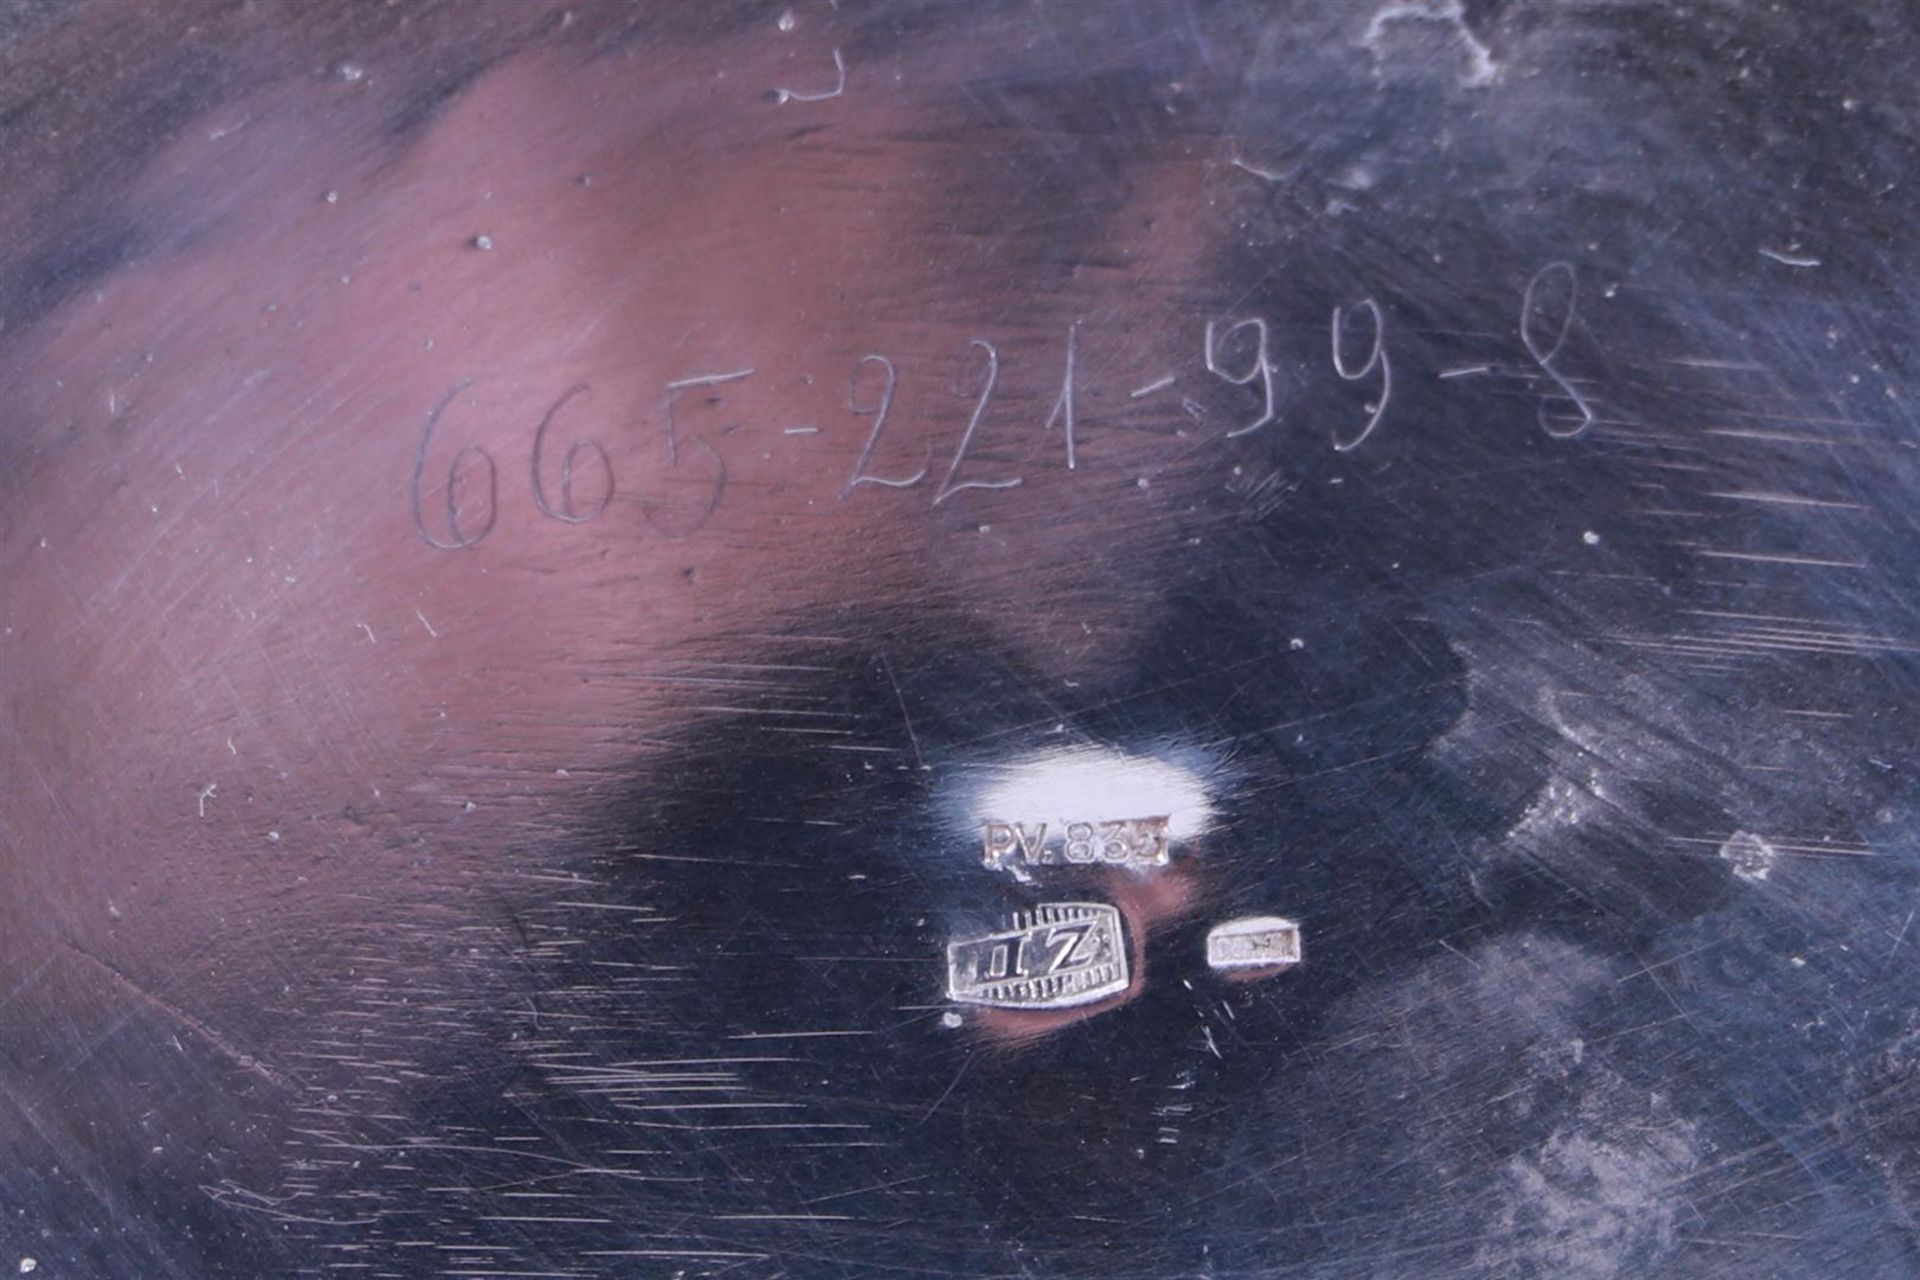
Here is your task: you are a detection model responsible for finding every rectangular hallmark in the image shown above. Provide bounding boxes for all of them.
[1206,916,1303,970]
[981,816,1171,874]
[946,902,1129,1010]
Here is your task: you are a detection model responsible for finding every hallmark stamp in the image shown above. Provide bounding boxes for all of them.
[1206,916,1303,971]
[946,902,1129,1009]
[980,816,1170,876]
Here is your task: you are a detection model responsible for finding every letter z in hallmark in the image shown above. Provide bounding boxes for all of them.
[946,903,1129,1010]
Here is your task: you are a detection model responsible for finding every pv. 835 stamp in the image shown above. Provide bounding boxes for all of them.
[980,816,1170,876]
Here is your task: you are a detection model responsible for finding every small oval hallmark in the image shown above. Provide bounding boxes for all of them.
[1206,916,1303,970]
[946,902,1129,1009]
[981,817,1170,876]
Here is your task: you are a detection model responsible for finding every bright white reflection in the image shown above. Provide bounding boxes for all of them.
[960,744,1217,846]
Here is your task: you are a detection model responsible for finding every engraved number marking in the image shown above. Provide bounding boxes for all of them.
[530,383,615,524]
[841,354,928,497]
[1043,322,1079,470]
[1520,262,1595,439]
[410,380,497,550]
[1329,298,1390,452]
[1205,317,1280,438]
[933,339,1023,505]
[412,278,1613,551]
[651,368,748,538]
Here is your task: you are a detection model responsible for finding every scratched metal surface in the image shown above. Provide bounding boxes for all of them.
[2,1,1918,1276]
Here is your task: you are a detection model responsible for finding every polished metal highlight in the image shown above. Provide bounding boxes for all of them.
[946,902,1129,1009]
[1206,916,1303,971]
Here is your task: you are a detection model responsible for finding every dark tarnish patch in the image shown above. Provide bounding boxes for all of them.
[2,218,143,320]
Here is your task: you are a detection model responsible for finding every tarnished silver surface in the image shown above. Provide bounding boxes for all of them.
[3,3,1919,1277]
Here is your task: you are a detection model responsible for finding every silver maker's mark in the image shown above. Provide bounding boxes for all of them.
[947,902,1129,1010]
[1206,916,1303,970]
[981,816,1170,875]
